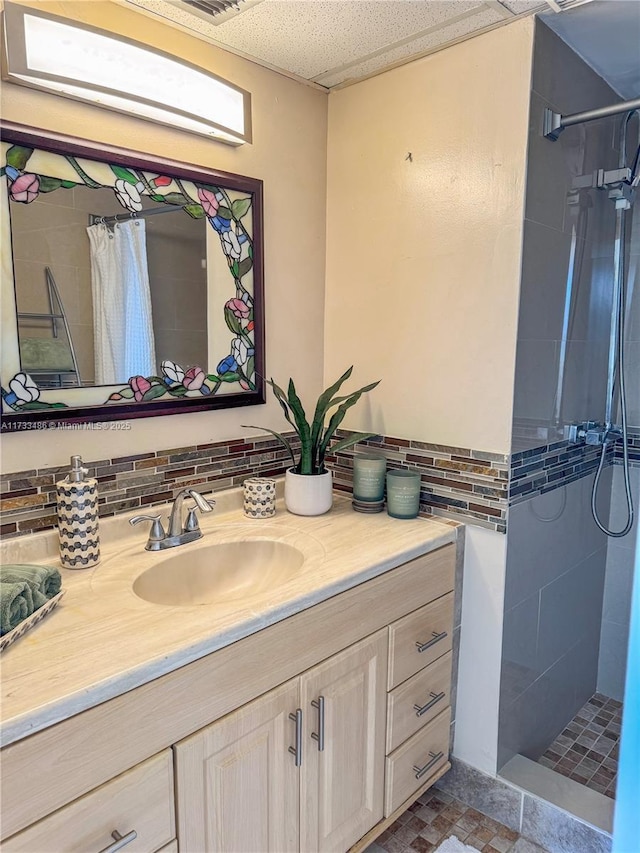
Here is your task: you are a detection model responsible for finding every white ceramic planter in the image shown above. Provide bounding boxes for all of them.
[284,468,333,516]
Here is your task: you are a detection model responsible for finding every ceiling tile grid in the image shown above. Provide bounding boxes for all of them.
[313,4,510,86]
[123,0,636,98]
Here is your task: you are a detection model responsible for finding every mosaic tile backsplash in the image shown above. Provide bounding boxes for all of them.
[328,432,508,534]
[1,428,637,539]
[0,435,295,538]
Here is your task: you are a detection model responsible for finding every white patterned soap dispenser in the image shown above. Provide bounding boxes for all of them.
[56,455,100,569]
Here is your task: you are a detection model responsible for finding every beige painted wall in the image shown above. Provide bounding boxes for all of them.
[324,18,533,454]
[0,0,328,472]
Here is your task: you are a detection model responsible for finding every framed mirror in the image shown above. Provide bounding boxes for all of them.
[0,122,264,432]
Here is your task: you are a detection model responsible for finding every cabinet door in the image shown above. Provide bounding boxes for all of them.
[300,629,387,853]
[174,679,300,853]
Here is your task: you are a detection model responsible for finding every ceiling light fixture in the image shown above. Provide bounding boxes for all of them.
[1,2,251,145]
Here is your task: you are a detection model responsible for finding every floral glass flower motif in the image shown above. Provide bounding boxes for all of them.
[217,355,238,375]
[8,172,40,204]
[162,360,185,384]
[231,337,254,367]
[129,375,152,401]
[3,372,40,405]
[220,230,242,260]
[198,187,222,217]
[183,366,206,391]
[225,298,251,319]
[114,179,145,213]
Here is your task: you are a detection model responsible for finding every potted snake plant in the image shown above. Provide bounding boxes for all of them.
[244,367,380,515]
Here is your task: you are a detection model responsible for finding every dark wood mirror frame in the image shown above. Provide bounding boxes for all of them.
[0,122,265,432]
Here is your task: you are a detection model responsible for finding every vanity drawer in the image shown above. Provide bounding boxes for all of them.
[3,751,175,853]
[386,651,451,754]
[388,592,453,689]
[384,707,451,817]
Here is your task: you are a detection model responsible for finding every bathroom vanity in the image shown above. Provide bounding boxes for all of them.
[0,493,458,853]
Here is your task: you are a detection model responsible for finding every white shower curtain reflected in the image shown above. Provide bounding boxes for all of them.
[87,220,156,385]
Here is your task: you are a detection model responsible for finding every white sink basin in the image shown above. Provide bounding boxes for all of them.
[132,540,305,606]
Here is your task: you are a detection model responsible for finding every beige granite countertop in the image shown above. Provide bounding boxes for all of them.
[0,486,457,747]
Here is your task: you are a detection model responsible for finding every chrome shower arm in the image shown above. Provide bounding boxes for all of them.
[543,97,640,140]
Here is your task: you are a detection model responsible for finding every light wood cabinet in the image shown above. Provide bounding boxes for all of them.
[2,752,175,853]
[175,680,300,853]
[175,631,387,853]
[1,543,457,853]
[300,631,387,853]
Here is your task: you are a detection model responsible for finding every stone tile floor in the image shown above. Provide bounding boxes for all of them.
[536,692,621,799]
[364,788,544,853]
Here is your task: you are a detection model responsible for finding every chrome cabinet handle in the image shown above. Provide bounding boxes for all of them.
[311,696,325,752]
[98,830,138,853]
[413,691,446,717]
[413,751,444,780]
[415,630,448,653]
[288,709,303,766]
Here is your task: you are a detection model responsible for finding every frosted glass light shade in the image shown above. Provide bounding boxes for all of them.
[2,3,251,145]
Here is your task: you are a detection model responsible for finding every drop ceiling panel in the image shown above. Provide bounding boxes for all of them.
[314,5,507,86]
[207,1,487,79]
[126,0,637,97]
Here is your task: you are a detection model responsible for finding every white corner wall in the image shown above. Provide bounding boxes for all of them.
[456,526,507,774]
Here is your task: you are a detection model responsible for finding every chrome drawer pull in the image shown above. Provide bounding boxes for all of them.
[288,709,303,766]
[415,631,447,653]
[413,691,446,717]
[98,830,137,853]
[311,696,325,752]
[413,751,444,780]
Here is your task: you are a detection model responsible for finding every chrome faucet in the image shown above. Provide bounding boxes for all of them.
[130,488,215,551]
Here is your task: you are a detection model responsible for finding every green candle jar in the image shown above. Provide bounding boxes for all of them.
[352,453,387,502]
[386,470,421,519]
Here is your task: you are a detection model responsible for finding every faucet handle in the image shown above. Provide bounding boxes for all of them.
[184,498,215,533]
[185,507,201,533]
[130,514,166,544]
[188,490,215,514]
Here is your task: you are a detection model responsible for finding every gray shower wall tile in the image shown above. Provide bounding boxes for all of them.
[512,338,559,427]
[521,795,612,853]
[596,620,629,703]
[524,90,572,233]
[501,645,577,765]
[601,543,635,626]
[517,220,573,342]
[623,340,640,425]
[501,593,539,703]
[536,548,606,675]
[561,339,610,427]
[505,473,607,610]
[435,758,523,832]
[531,20,620,124]
[567,626,602,713]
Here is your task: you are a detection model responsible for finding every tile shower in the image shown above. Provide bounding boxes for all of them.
[498,15,639,819]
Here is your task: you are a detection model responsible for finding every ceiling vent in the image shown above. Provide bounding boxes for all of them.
[543,0,594,11]
[166,0,265,25]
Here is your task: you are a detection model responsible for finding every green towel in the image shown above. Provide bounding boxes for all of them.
[0,564,61,603]
[0,581,35,635]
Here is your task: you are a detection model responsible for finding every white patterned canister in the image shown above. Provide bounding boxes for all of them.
[243,477,277,519]
[56,456,100,569]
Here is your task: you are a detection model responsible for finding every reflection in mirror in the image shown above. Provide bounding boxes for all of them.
[12,187,209,387]
[0,124,264,430]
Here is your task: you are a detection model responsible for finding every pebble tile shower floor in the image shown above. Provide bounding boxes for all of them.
[536,692,621,798]
[363,789,542,853]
